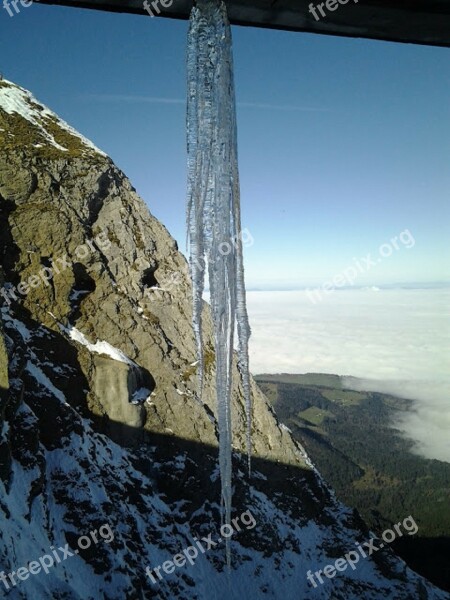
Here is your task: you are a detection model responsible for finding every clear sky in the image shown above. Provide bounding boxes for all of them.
[1,4,449,289]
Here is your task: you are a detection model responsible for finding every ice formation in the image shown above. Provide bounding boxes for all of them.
[186,0,252,559]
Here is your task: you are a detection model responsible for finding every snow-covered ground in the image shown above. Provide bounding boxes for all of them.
[0,79,106,156]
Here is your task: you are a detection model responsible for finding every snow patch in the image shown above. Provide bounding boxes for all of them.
[131,387,152,405]
[26,360,69,406]
[58,323,136,366]
[0,79,106,156]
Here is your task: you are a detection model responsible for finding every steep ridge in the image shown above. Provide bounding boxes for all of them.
[0,78,448,599]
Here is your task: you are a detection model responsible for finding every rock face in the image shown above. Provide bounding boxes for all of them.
[0,78,448,600]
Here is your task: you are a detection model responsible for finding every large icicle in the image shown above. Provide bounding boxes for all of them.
[186,0,252,562]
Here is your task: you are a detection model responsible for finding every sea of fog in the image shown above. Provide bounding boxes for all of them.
[245,288,450,463]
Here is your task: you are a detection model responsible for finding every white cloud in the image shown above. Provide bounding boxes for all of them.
[80,94,185,105]
[237,101,331,112]
[80,94,330,112]
[246,289,450,463]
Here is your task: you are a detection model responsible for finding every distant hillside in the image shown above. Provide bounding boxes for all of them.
[256,373,450,593]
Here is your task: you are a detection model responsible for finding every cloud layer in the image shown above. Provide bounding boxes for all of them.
[246,289,450,463]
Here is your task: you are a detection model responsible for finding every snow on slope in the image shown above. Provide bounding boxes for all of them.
[1,308,449,599]
[0,79,106,156]
[57,321,137,367]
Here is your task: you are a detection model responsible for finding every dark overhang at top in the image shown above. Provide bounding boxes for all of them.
[33,0,450,48]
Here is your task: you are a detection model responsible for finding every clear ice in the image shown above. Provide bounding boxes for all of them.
[186,0,252,563]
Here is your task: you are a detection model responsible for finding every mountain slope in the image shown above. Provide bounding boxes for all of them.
[0,78,448,600]
[256,373,450,593]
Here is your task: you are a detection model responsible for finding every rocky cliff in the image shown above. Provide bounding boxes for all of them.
[0,78,447,600]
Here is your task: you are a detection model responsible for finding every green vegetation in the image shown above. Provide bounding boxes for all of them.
[0,83,101,163]
[181,346,215,382]
[142,309,160,325]
[134,228,146,251]
[1,112,79,160]
[320,388,366,406]
[204,346,215,373]
[106,228,121,247]
[257,372,343,388]
[256,374,450,592]
[297,406,333,426]
[181,363,197,383]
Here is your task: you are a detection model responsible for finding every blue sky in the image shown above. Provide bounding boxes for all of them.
[1,4,449,288]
